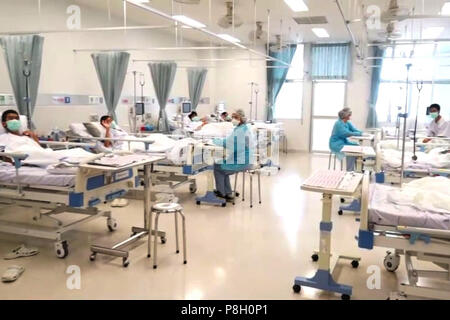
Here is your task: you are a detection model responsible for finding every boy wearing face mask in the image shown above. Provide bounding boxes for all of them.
[0,109,40,148]
[424,104,450,143]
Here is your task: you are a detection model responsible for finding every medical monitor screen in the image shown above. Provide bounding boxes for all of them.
[135,103,145,116]
[182,102,192,114]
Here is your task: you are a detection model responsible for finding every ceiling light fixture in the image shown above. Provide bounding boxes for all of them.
[284,0,309,12]
[172,15,206,29]
[312,28,330,38]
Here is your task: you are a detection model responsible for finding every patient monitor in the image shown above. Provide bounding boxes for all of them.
[181,101,192,114]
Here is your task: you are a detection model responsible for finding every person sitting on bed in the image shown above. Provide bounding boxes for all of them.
[0,109,40,147]
[423,104,450,143]
[99,115,128,149]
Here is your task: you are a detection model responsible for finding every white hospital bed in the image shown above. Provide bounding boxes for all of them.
[0,150,163,262]
[358,175,450,299]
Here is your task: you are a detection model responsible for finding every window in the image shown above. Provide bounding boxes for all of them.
[376,43,450,125]
[274,45,304,120]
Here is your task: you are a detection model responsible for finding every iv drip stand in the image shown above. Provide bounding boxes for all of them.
[412,80,423,161]
[23,60,32,130]
[400,64,412,187]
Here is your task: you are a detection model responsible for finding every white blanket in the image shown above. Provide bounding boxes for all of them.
[381,147,450,170]
[387,177,450,214]
[193,122,234,138]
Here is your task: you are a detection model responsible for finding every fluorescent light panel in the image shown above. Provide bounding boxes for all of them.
[217,34,241,43]
[442,2,450,15]
[172,15,206,29]
[312,28,330,38]
[284,0,309,12]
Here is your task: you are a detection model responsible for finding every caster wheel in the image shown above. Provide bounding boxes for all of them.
[351,260,359,268]
[235,192,240,197]
[196,201,201,205]
[89,253,96,261]
[250,205,253,208]
[221,203,226,207]
[122,258,130,267]
[153,265,157,269]
[384,252,400,272]
[184,260,187,264]
[259,201,262,204]
[293,284,301,293]
[341,294,351,300]
[176,250,180,254]
[340,198,345,203]
[55,241,69,259]
[107,218,118,232]
[338,210,344,216]
[189,184,197,194]
[161,237,167,244]
[311,254,319,262]
[147,254,151,258]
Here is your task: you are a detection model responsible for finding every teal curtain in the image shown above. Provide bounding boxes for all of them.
[148,62,177,133]
[187,68,208,111]
[266,44,297,121]
[311,43,351,80]
[91,51,130,121]
[366,46,384,128]
[1,35,44,128]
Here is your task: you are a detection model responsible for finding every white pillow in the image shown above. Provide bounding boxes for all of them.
[69,123,93,138]
[0,115,28,135]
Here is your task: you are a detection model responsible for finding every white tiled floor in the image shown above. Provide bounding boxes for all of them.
[0,153,427,299]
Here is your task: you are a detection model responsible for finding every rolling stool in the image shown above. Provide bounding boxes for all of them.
[148,203,186,269]
[232,166,262,208]
[328,152,343,171]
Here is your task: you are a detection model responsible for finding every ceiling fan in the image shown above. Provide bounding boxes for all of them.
[377,21,403,41]
[381,0,445,23]
[248,21,268,44]
[269,35,289,52]
[218,1,243,29]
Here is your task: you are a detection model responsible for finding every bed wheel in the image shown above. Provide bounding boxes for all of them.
[221,203,226,207]
[384,252,400,272]
[55,241,69,259]
[89,253,96,261]
[189,183,197,193]
[122,258,130,267]
[293,284,301,293]
[107,218,118,232]
[341,294,351,300]
[196,201,201,205]
[351,260,359,268]
[311,254,319,262]
[160,237,167,244]
[340,198,345,203]
[338,210,343,216]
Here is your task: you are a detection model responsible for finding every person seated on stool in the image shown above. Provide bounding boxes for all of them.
[329,108,363,171]
[212,109,253,201]
[423,104,450,143]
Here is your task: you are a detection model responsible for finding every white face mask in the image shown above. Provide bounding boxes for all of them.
[231,119,240,126]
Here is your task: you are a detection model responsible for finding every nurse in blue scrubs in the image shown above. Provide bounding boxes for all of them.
[329,108,363,171]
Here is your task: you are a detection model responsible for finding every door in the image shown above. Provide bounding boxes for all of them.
[310,81,347,152]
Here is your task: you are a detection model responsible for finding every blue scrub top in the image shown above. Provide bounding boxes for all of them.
[213,124,253,172]
[329,119,362,158]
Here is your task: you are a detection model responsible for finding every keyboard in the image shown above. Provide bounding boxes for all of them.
[303,170,362,192]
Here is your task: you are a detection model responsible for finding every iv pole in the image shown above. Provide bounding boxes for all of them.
[23,59,32,130]
[412,80,423,161]
[400,63,412,187]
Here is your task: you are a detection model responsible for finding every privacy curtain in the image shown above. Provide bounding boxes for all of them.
[0,35,44,125]
[187,68,208,111]
[91,51,130,121]
[366,46,384,128]
[148,62,177,133]
[311,43,351,80]
[266,44,297,121]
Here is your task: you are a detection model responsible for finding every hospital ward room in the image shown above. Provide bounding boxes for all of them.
[1,0,450,304]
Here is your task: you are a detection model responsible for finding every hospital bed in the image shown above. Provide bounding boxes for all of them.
[0,149,164,262]
[358,175,450,299]
[375,139,450,184]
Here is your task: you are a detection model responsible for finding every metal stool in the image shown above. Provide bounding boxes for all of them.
[328,152,343,171]
[148,203,186,269]
[232,166,262,208]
